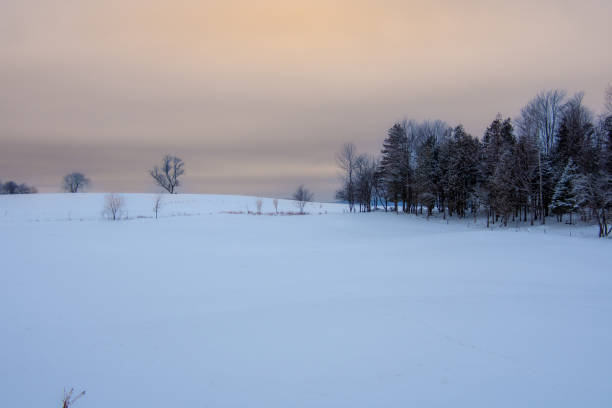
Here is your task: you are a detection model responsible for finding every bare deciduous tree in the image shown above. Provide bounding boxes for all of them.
[153,194,163,219]
[62,388,86,408]
[62,172,90,193]
[149,155,185,194]
[515,89,566,156]
[255,198,263,214]
[293,185,313,214]
[273,198,279,214]
[103,194,125,220]
[604,84,612,116]
[335,142,358,212]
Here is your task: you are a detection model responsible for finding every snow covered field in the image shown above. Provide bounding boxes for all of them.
[1,194,611,407]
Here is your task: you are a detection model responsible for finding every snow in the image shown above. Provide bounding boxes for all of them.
[1,193,611,407]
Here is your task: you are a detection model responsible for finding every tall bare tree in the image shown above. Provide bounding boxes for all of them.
[516,90,566,156]
[335,143,358,212]
[62,172,90,193]
[150,155,185,194]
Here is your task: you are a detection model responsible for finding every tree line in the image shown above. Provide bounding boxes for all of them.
[336,87,612,237]
[0,180,37,194]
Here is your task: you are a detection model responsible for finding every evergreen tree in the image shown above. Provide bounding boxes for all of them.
[481,115,516,223]
[379,123,410,212]
[446,126,479,217]
[514,134,540,224]
[415,135,439,216]
[551,159,579,223]
[490,150,518,226]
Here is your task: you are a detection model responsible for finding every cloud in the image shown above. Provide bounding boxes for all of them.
[1,0,610,199]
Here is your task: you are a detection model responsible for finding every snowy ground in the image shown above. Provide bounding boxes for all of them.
[1,194,610,407]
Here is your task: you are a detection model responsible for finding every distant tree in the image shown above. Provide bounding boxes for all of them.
[153,194,163,219]
[335,143,359,212]
[293,185,313,214]
[379,123,410,212]
[17,183,36,194]
[490,150,518,226]
[2,181,18,194]
[150,155,185,194]
[605,116,612,174]
[273,198,279,214]
[551,159,579,223]
[604,84,612,117]
[554,93,595,173]
[515,90,566,156]
[1,181,36,194]
[446,125,480,218]
[480,115,516,224]
[514,133,541,224]
[62,172,90,193]
[348,154,374,212]
[255,198,263,214]
[575,173,611,237]
[415,134,439,217]
[103,194,125,220]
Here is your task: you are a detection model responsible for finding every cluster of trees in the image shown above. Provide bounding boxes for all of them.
[337,87,612,237]
[0,180,37,194]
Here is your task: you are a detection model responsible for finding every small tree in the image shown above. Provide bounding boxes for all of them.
[62,172,90,193]
[150,155,185,194]
[273,198,279,214]
[2,181,18,194]
[103,194,125,220]
[153,194,163,219]
[255,198,263,214]
[293,185,313,214]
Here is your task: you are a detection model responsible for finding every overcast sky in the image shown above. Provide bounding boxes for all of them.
[1,0,611,200]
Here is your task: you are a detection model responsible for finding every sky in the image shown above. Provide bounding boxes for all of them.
[1,0,611,200]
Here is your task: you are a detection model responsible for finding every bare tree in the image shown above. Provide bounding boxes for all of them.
[605,84,612,116]
[62,388,86,408]
[62,172,90,193]
[255,198,263,214]
[273,198,279,214]
[153,194,163,219]
[293,185,313,214]
[103,194,125,220]
[516,90,566,156]
[149,155,185,194]
[335,143,358,212]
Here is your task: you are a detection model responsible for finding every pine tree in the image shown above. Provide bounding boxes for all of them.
[490,150,518,226]
[447,125,479,217]
[515,134,540,224]
[551,159,579,223]
[379,123,410,212]
[481,115,516,224]
[415,135,439,216]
